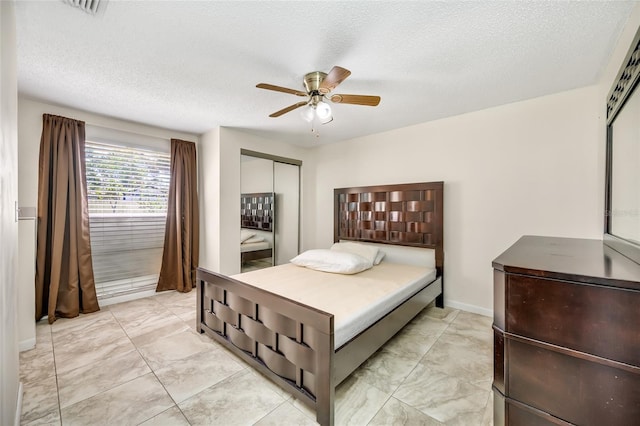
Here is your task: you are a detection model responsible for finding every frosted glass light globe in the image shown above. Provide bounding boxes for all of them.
[300,105,315,122]
[315,101,332,120]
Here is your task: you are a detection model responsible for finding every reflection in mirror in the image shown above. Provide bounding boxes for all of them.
[610,84,640,245]
[241,156,274,272]
[240,192,274,268]
[605,26,640,264]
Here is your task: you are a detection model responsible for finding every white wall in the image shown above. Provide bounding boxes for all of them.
[311,86,603,315]
[1,1,21,424]
[241,156,273,193]
[18,97,199,210]
[198,127,221,273]
[199,127,311,275]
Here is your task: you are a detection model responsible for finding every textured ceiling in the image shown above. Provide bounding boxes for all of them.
[14,1,636,146]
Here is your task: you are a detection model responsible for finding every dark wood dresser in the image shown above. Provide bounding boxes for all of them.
[492,236,640,425]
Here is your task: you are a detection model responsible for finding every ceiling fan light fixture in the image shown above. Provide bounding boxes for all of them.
[316,101,332,120]
[300,105,315,122]
[320,115,334,125]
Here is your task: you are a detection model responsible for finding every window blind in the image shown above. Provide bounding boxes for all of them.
[85,140,170,299]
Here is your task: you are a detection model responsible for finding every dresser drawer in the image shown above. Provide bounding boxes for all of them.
[505,400,559,426]
[505,274,640,366]
[507,338,640,426]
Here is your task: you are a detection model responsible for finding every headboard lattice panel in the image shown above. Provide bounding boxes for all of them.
[334,182,444,273]
[241,192,274,231]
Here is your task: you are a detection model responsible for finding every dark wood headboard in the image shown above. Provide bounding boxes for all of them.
[241,192,275,232]
[334,182,444,277]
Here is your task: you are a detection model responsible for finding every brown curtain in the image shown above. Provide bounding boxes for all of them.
[156,139,199,293]
[35,114,99,324]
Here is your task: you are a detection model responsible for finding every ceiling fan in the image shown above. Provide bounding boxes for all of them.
[256,66,381,124]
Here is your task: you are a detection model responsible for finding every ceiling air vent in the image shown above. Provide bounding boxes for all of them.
[62,0,105,15]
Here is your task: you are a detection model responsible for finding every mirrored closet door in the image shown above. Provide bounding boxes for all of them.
[240,151,300,272]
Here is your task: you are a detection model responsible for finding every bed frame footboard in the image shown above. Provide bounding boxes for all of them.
[196,268,336,425]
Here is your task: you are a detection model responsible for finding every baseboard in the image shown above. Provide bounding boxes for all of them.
[19,337,36,352]
[445,299,493,318]
[15,382,23,426]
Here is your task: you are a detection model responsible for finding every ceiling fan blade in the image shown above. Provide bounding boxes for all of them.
[330,94,381,106]
[269,101,309,118]
[257,83,307,97]
[319,66,351,94]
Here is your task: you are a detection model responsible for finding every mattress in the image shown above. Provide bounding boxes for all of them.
[240,241,271,252]
[232,262,436,348]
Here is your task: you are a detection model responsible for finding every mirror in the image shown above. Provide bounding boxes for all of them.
[241,156,274,271]
[609,86,640,243]
[240,191,275,269]
[240,152,301,272]
[604,26,640,264]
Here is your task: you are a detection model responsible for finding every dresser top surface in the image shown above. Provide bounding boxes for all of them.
[493,235,640,290]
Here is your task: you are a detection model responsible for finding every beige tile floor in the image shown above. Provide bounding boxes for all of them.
[19,290,494,425]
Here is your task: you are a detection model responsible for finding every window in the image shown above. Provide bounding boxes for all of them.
[85,140,170,299]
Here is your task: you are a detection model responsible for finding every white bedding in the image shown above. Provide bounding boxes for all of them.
[232,261,437,348]
[240,241,271,252]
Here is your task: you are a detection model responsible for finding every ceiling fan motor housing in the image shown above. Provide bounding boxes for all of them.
[303,71,327,94]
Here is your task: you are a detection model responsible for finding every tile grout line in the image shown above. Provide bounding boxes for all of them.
[153,292,200,424]
[47,320,63,426]
[22,320,63,424]
[377,313,456,424]
[54,310,138,424]
[364,393,393,426]
[130,294,248,424]
[25,319,62,425]
[391,310,493,424]
[24,294,201,425]
[51,321,63,426]
[250,399,288,426]
[361,313,455,425]
[109,300,195,425]
[51,304,185,425]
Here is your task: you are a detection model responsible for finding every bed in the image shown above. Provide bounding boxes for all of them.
[241,230,273,263]
[197,182,444,425]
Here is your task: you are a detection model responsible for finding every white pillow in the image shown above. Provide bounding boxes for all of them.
[242,236,265,244]
[373,250,386,265]
[240,229,255,243]
[330,242,380,265]
[290,249,373,274]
